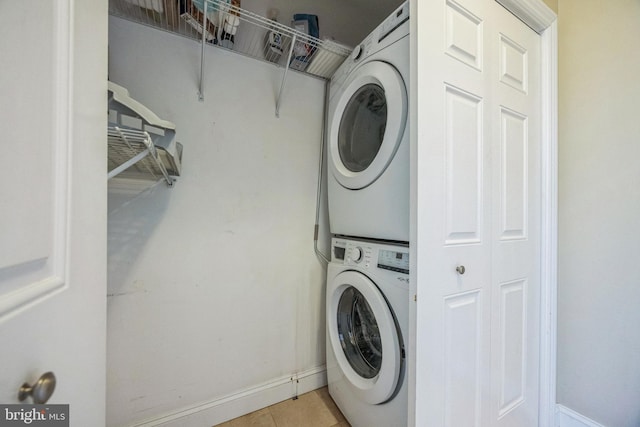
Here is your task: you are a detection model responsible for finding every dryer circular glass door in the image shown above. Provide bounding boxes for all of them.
[327,270,403,404]
[329,60,407,190]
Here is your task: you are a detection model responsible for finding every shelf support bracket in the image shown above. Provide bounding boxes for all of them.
[107,149,150,180]
[275,34,297,118]
[107,126,175,186]
[198,0,208,102]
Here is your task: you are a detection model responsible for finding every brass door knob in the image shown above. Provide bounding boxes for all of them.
[18,371,56,404]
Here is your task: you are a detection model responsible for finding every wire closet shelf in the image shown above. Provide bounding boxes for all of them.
[108,81,183,186]
[109,0,353,114]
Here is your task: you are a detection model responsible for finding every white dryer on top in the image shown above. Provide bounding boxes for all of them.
[327,2,410,243]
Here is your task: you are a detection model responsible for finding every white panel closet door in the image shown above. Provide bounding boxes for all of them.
[413,0,541,425]
[0,0,107,423]
[491,5,541,426]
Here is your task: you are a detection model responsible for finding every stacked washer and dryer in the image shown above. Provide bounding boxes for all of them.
[324,3,410,427]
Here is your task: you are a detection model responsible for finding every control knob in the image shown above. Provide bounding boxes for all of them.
[353,44,364,61]
[351,246,363,263]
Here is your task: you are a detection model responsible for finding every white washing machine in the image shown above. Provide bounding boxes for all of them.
[326,237,409,427]
[327,2,410,242]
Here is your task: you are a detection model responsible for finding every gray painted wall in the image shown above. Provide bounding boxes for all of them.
[558,1,640,425]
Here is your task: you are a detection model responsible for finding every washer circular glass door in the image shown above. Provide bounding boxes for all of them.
[327,270,402,404]
[329,60,407,190]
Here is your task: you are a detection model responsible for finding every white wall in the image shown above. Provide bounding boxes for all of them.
[557,1,640,426]
[107,17,327,426]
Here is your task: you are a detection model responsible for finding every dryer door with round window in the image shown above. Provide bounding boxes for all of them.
[328,61,407,190]
[327,270,404,404]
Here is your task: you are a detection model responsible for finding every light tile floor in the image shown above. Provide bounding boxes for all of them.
[215,387,351,427]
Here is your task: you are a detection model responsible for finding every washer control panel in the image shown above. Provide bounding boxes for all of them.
[332,238,409,274]
[378,248,410,274]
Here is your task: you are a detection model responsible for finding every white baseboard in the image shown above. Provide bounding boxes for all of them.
[130,366,327,427]
[556,404,606,427]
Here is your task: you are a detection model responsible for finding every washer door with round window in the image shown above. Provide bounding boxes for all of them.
[328,60,407,190]
[327,270,403,404]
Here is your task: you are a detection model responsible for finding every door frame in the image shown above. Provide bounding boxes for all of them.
[408,0,557,426]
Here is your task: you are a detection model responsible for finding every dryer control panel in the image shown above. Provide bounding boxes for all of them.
[328,1,409,99]
[378,2,410,43]
[332,238,409,274]
[350,2,409,66]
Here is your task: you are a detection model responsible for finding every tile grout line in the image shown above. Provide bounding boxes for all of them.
[265,406,278,427]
